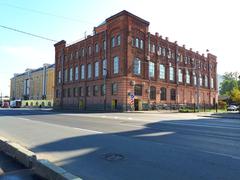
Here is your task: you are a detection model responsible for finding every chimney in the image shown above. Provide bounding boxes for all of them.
[174,41,177,44]
[183,44,185,48]
[165,37,168,41]
[190,48,192,51]
[159,35,162,39]
[155,32,159,37]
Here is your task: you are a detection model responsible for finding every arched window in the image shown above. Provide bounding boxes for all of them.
[160,87,166,100]
[150,86,156,100]
[170,89,176,101]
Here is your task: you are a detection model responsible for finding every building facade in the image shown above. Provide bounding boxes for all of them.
[54,10,218,111]
[10,64,55,107]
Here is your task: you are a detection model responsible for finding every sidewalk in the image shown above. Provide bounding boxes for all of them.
[0,151,44,180]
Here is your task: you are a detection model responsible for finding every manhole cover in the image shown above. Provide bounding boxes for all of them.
[103,153,125,161]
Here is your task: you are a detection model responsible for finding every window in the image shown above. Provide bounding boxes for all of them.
[75,51,78,59]
[168,49,171,58]
[170,89,176,100]
[151,44,155,53]
[56,89,59,98]
[73,87,77,97]
[117,35,121,46]
[150,86,156,100]
[94,61,99,78]
[67,88,71,97]
[162,48,166,56]
[178,69,183,83]
[158,46,162,55]
[75,66,79,81]
[86,86,90,96]
[88,46,92,56]
[80,65,85,79]
[199,74,203,86]
[111,37,115,47]
[78,87,83,96]
[140,40,144,49]
[103,40,106,50]
[135,38,139,48]
[93,85,98,96]
[211,78,214,89]
[102,59,107,76]
[87,64,92,79]
[134,85,142,96]
[133,58,141,75]
[101,84,106,96]
[149,62,155,78]
[193,72,197,86]
[112,83,118,95]
[184,57,188,64]
[113,56,119,74]
[82,48,85,57]
[205,75,208,87]
[169,66,174,81]
[69,67,73,81]
[95,43,99,53]
[159,64,165,79]
[58,71,61,83]
[64,69,68,82]
[160,87,166,100]
[186,70,190,84]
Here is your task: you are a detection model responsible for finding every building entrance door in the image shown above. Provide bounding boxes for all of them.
[134,99,139,111]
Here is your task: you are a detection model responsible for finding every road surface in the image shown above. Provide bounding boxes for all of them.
[0,109,239,180]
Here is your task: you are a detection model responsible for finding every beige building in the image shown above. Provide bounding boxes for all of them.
[10,64,55,107]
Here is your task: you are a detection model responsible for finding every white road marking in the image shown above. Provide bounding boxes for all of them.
[127,117,133,120]
[17,117,103,134]
[72,127,103,134]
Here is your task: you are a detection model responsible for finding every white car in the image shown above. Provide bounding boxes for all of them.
[227,105,238,111]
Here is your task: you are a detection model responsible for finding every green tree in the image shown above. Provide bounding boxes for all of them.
[231,88,240,104]
[220,80,238,95]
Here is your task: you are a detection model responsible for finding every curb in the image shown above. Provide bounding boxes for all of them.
[0,136,82,180]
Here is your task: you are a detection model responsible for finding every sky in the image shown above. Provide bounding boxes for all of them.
[0,0,239,96]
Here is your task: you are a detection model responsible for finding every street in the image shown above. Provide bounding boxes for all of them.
[0,109,240,180]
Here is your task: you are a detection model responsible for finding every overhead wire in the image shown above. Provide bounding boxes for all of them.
[0,25,58,42]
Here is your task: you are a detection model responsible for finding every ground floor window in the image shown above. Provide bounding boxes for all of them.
[150,86,156,100]
[134,84,142,96]
[170,89,176,100]
[160,87,166,100]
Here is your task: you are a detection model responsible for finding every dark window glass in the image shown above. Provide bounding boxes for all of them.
[101,84,106,96]
[68,88,71,97]
[78,87,83,97]
[160,87,166,100]
[134,85,142,96]
[170,89,176,100]
[112,83,118,95]
[93,85,98,96]
[150,86,156,100]
[86,86,90,96]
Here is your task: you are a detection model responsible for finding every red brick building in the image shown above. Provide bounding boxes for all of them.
[54,10,218,111]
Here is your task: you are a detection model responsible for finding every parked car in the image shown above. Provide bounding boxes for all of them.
[10,100,22,108]
[227,105,238,111]
[2,101,10,108]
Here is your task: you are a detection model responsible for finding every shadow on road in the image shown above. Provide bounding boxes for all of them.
[30,117,240,180]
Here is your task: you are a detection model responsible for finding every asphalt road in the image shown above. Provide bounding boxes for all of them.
[0,109,240,180]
